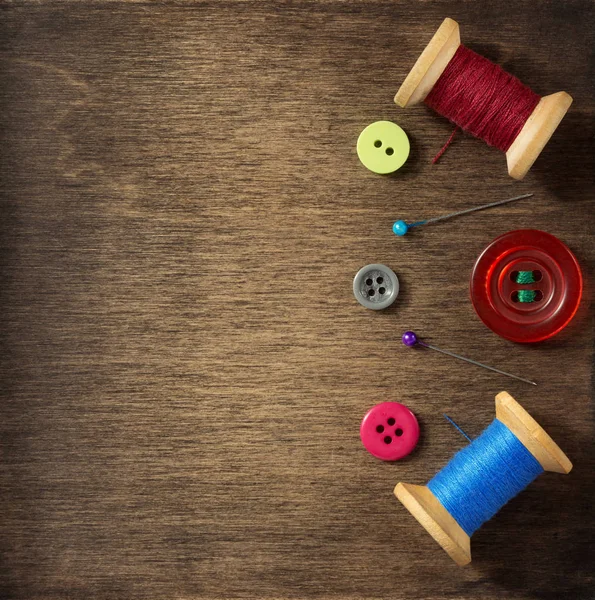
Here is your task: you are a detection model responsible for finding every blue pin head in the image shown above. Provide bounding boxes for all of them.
[392,220,409,236]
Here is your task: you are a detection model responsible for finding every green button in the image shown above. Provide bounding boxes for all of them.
[357,121,410,174]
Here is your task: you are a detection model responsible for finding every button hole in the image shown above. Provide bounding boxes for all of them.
[511,270,543,283]
[365,278,373,286]
[385,148,394,156]
[374,140,382,148]
[368,289,375,297]
[383,436,392,444]
[376,425,384,433]
[376,277,383,284]
[387,417,395,426]
[395,428,403,437]
[378,287,386,295]
[512,290,543,303]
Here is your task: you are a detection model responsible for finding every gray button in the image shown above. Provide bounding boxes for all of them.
[353,264,399,310]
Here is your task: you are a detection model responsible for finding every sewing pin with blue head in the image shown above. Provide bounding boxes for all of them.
[392,193,533,236]
[402,331,536,386]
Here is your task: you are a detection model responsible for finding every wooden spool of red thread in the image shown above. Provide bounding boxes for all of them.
[395,18,572,180]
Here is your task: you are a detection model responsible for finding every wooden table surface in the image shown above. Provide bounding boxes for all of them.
[0,2,593,599]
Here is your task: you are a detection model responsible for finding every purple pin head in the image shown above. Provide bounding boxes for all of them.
[402,331,418,347]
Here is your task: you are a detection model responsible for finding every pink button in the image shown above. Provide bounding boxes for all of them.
[360,402,419,461]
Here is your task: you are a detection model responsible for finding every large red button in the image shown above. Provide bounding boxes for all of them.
[470,230,583,343]
[360,402,419,461]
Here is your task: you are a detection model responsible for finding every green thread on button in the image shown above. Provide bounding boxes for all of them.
[515,271,535,284]
[357,121,410,174]
[517,290,537,303]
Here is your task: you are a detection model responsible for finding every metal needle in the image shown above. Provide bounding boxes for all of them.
[419,340,537,386]
[393,193,534,235]
[402,331,537,386]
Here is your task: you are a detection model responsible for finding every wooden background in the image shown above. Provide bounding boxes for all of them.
[0,2,593,599]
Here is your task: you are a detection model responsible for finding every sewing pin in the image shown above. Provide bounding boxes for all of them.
[392,193,533,236]
[402,331,537,386]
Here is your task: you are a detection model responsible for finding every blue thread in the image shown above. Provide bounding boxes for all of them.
[443,414,472,443]
[428,419,543,536]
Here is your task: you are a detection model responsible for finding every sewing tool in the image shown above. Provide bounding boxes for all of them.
[360,402,419,461]
[394,18,572,179]
[471,230,583,342]
[392,193,533,236]
[353,264,400,310]
[357,121,410,174]
[443,414,472,443]
[395,392,572,565]
[402,331,536,386]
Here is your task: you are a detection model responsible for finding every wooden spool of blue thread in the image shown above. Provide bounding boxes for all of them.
[394,392,572,565]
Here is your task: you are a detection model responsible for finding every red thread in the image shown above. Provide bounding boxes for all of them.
[432,126,458,163]
[425,45,541,153]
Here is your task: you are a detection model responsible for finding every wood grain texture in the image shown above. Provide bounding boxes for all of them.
[0,1,593,599]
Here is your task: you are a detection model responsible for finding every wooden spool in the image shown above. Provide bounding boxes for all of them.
[394,391,572,566]
[394,18,573,180]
